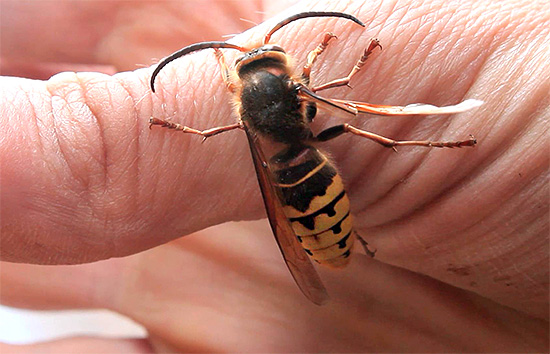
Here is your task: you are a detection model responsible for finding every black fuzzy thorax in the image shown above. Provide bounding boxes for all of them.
[239,63,312,144]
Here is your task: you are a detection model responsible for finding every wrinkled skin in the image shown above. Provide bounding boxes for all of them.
[0,0,548,352]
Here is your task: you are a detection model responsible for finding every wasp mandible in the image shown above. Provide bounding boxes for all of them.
[149,11,482,305]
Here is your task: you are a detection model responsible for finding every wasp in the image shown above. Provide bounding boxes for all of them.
[149,12,482,305]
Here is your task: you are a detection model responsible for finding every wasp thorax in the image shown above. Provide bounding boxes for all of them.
[239,70,311,144]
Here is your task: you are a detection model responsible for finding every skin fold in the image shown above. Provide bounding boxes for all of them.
[0,0,548,352]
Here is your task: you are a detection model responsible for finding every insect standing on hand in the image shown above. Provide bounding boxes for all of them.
[149,11,482,305]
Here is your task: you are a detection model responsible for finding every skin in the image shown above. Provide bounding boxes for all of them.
[0,0,548,352]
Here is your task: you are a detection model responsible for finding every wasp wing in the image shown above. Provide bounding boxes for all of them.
[244,124,329,306]
[299,86,483,116]
[330,97,483,115]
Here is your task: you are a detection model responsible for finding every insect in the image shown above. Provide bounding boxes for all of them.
[149,11,482,305]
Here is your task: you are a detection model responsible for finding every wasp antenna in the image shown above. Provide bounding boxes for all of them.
[264,11,365,44]
[151,41,247,92]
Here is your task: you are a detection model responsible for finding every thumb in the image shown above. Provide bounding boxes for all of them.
[0,54,261,264]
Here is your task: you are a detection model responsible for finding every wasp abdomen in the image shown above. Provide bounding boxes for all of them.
[271,145,355,268]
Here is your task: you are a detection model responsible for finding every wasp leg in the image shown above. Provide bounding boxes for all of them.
[302,32,338,85]
[355,232,376,257]
[214,48,237,93]
[312,38,381,92]
[314,124,476,151]
[149,118,243,140]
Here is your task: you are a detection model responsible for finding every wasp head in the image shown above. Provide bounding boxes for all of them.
[235,45,288,77]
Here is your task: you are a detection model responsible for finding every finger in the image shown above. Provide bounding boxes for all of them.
[2,221,546,351]
[0,1,261,73]
[1,337,153,354]
[0,59,271,264]
[105,222,550,352]
[0,259,126,310]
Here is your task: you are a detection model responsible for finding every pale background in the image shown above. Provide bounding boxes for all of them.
[0,305,146,344]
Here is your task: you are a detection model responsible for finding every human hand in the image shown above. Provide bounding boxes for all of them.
[1,0,548,352]
[1,221,547,352]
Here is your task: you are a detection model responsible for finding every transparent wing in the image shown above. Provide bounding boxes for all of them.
[299,85,483,116]
[331,98,484,115]
[244,125,329,305]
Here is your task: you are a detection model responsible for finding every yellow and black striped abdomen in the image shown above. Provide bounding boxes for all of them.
[271,146,355,268]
